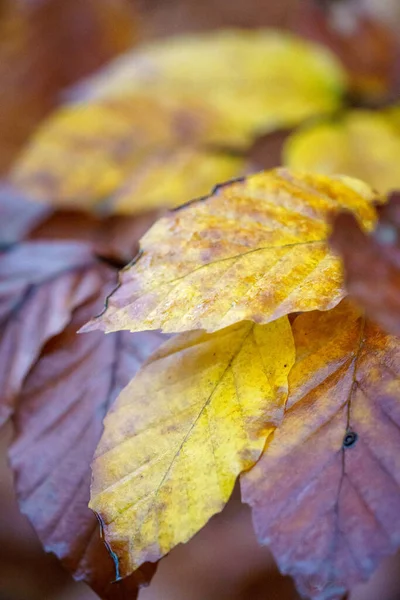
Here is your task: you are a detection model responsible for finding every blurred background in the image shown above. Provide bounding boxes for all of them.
[1,1,400,599]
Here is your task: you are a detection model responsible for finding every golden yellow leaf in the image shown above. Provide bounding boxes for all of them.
[241,299,400,600]
[284,109,400,194]
[11,30,345,212]
[111,148,244,214]
[90,317,295,576]
[83,168,381,335]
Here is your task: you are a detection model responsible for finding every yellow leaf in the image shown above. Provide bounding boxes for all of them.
[241,299,400,599]
[90,317,295,576]
[11,30,346,212]
[112,148,244,215]
[83,168,381,335]
[284,109,400,194]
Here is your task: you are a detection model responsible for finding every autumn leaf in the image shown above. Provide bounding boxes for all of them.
[331,192,400,336]
[284,110,400,194]
[7,263,165,598]
[241,299,400,600]
[11,30,345,212]
[90,317,295,577]
[0,0,136,173]
[294,0,400,101]
[28,207,160,265]
[83,169,380,335]
[0,181,50,246]
[0,241,101,426]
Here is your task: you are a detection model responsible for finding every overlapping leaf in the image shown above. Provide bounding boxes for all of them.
[83,169,380,335]
[0,182,50,246]
[284,110,400,194]
[242,299,400,600]
[11,30,345,212]
[331,192,400,336]
[0,241,98,426]
[90,317,295,577]
[9,282,164,598]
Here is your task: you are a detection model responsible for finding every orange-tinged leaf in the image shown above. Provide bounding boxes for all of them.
[242,299,400,600]
[90,317,295,577]
[331,192,400,336]
[284,110,400,194]
[0,241,98,426]
[11,30,345,212]
[83,168,380,335]
[8,272,164,598]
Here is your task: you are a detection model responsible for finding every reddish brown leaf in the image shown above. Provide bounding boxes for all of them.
[331,192,400,336]
[241,299,400,600]
[8,275,165,598]
[29,209,161,265]
[0,181,50,246]
[294,1,400,102]
[0,241,99,426]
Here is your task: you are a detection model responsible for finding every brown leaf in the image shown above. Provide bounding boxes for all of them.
[242,299,400,600]
[8,272,165,598]
[0,0,136,172]
[0,241,100,426]
[28,209,161,265]
[331,192,400,336]
[293,1,400,102]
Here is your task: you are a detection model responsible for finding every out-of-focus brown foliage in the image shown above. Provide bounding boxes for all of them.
[331,192,400,337]
[0,0,136,173]
[294,0,400,102]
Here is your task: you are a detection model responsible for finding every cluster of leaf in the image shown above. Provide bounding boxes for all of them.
[2,22,400,600]
[82,167,400,600]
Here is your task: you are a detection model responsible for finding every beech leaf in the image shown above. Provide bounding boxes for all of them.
[83,168,380,335]
[331,192,400,337]
[11,30,345,213]
[284,109,400,194]
[0,241,99,426]
[9,275,165,598]
[0,182,50,246]
[90,317,295,577]
[242,299,400,600]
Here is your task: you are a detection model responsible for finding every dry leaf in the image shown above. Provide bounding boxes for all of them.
[83,169,380,335]
[0,241,98,426]
[28,208,160,265]
[11,30,345,212]
[90,317,295,577]
[242,299,400,600]
[8,269,165,598]
[0,181,50,246]
[331,192,400,336]
[0,0,136,173]
[284,110,400,194]
[293,1,400,101]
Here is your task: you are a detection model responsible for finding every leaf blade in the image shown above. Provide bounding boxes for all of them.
[90,316,295,576]
[83,169,380,334]
[241,299,400,600]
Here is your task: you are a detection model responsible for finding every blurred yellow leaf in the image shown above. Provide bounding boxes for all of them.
[90,317,295,576]
[284,110,400,194]
[82,169,380,335]
[11,30,346,213]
